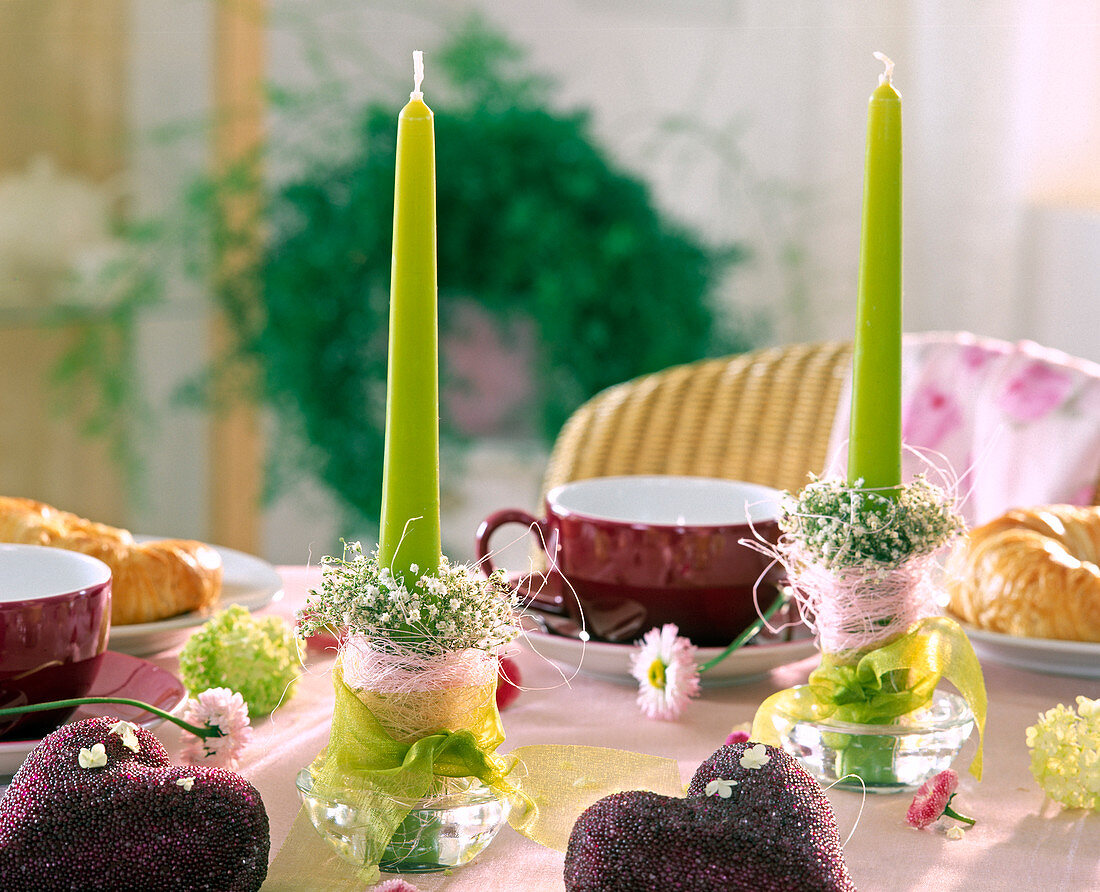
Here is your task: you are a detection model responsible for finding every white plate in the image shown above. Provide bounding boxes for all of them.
[961,624,1100,679]
[108,542,283,657]
[520,626,817,687]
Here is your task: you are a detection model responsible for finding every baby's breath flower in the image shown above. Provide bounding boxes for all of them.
[298,541,520,656]
[780,474,963,570]
[1025,696,1100,811]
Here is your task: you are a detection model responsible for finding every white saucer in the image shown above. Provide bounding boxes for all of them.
[520,625,817,687]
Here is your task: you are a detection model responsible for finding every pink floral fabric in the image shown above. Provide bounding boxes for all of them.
[828,332,1100,526]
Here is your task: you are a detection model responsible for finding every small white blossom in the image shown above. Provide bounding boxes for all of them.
[704,778,737,798]
[78,743,108,769]
[739,744,771,770]
[176,776,196,791]
[108,719,141,753]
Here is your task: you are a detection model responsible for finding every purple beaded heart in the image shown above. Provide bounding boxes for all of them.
[564,742,857,892]
[0,716,269,891]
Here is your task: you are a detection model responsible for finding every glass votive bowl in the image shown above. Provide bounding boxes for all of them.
[770,689,975,793]
[296,768,510,873]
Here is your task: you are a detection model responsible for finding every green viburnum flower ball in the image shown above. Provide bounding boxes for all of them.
[179,605,301,716]
[1025,696,1100,811]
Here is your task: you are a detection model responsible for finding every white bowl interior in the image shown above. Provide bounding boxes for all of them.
[549,476,781,526]
[0,544,111,603]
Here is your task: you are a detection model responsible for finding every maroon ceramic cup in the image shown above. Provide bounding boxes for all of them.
[0,544,112,740]
[476,476,784,647]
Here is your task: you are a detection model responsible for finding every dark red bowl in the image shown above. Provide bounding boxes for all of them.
[0,544,112,740]
[477,476,784,647]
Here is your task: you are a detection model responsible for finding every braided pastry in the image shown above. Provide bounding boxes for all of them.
[946,505,1100,641]
[0,496,222,625]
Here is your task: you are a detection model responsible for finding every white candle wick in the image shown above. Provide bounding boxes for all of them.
[873,52,894,85]
[412,50,424,99]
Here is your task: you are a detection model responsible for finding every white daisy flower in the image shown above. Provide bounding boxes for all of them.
[629,623,701,721]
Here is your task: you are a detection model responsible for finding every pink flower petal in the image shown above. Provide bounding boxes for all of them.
[180,687,253,770]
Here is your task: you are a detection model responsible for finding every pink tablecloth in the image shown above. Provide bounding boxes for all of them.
[151,566,1099,891]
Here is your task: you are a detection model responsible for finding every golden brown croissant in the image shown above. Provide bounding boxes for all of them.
[946,505,1100,642]
[0,496,222,625]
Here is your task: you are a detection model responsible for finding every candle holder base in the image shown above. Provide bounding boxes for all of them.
[771,689,974,793]
[296,769,510,873]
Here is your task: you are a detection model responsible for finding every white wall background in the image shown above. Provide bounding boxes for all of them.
[122,0,1100,562]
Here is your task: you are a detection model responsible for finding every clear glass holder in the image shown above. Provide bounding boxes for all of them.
[296,769,510,873]
[771,689,975,793]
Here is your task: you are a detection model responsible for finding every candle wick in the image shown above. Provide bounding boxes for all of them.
[873,51,894,85]
[411,49,425,100]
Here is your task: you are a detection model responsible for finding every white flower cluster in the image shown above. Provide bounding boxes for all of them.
[298,541,520,656]
[781,474,964,570]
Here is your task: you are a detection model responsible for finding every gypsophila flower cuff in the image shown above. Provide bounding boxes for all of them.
[298,541,519,656]
[781,474,964,570]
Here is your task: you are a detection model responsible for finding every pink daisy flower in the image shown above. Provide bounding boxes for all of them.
[629,624,701,721]
[906,769,976,830]
[180,687,253,770]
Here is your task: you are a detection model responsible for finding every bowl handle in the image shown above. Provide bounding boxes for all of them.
[474,509,563,614]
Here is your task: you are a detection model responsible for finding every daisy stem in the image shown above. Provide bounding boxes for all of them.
[943,803,976,825]
[699,589,792,673]
[0,697,218,739]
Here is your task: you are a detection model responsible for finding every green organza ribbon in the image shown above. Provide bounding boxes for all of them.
[753,615,987,779]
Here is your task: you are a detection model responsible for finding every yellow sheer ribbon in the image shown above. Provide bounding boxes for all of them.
[752,615,987,779]
[262,664,682,890]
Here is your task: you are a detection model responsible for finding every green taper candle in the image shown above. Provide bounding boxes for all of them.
[848,52,903,493]
[378,51,441,583]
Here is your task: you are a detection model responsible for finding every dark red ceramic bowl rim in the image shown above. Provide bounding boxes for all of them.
[0,577,111,611]
[0,546,112,609]
[0,576,110,611]
[545,476,782,532]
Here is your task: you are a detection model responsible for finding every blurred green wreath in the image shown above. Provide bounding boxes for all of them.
[224,23,752,529]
